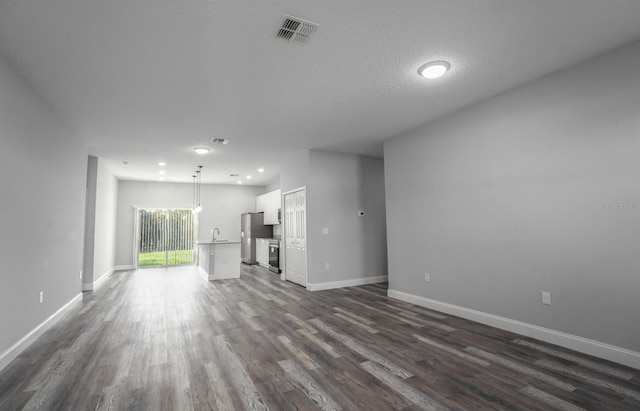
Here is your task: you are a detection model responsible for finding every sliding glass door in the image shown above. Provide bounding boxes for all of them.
[136,208,196,267]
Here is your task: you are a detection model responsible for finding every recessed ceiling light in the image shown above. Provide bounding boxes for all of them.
[158,162,166,166]
[246,175,252,179]
[193,147,210,154]
[159,177,165,181]
[159,170,166,175]
[237,181,243,184]
[418,61,450,79]
[258,168,264,173]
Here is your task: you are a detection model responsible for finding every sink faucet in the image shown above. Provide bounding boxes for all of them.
[212,227,220,241]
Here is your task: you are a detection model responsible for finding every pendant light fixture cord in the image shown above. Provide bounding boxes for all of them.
[192,174,197,210]
[197,165,202,208]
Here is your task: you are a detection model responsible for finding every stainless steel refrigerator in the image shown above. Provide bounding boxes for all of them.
[241,213,273,264]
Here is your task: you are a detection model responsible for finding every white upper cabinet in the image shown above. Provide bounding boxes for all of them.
[256,189,281,225]
[256,194,268,214]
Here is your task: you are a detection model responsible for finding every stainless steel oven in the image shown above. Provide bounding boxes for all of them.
[268,240,280,273]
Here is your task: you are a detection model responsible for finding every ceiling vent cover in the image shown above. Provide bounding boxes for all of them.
[211,138,230,145]
[276,16,319,45]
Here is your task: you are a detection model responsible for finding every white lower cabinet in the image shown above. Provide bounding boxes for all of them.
[256,238,270,268]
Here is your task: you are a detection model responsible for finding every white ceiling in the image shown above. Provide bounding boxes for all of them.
[1,0,640,185]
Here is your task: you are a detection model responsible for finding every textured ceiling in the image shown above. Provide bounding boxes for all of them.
[1,0,640,184]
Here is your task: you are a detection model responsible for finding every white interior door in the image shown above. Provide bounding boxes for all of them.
[284,192,297,283]
[284,189,307,287]
[294,190,307,284]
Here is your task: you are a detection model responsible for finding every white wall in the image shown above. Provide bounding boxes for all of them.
[115,181,262,266]
[385,41,640,359]
[0,57,87,363]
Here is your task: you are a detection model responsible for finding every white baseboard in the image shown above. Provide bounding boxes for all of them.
[307,275,388,292]
[114,265,135,271]
[197,266,209,282]
[93,268,115,290]
[388,289,640,370]
[197,265,240,281]
[81,267,117,291]
[209,272,240,281]
[0,293,82,373]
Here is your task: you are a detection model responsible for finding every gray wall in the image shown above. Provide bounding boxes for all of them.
[115,181,262,266]
[281,149,387,287]
[82,156,98,287]
[384,41,640,351]
[308,151,387,285]
[83,156,118,289]
[265,180,281,192]
[281,151,310,194]
[93,159,118,281]
[0,57,87,356]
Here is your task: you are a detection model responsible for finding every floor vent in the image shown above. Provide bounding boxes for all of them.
[276,16,319,45]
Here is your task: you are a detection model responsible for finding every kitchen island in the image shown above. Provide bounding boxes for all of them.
[194,240,241,281]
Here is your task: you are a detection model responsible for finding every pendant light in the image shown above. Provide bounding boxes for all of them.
[192,165,203,214]
[191,174,197,212]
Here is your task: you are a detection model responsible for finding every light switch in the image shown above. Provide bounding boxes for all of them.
[541,291,551,305]
[322,227,329,235]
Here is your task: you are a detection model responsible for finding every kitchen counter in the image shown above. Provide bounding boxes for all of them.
[194,240,242,245]
[194,240,241,281]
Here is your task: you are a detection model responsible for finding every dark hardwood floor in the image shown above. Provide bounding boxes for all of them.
[0,265,638,410]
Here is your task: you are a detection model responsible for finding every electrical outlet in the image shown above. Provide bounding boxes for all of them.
[325,262,330,270]
[541,291,551,305]
[322,227,329,235]
[424,273,430,282]
[39,291,43,303]
[79,270,83,279]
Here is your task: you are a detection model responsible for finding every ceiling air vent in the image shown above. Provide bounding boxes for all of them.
[211,138,230,145]
[276,16,319,45]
